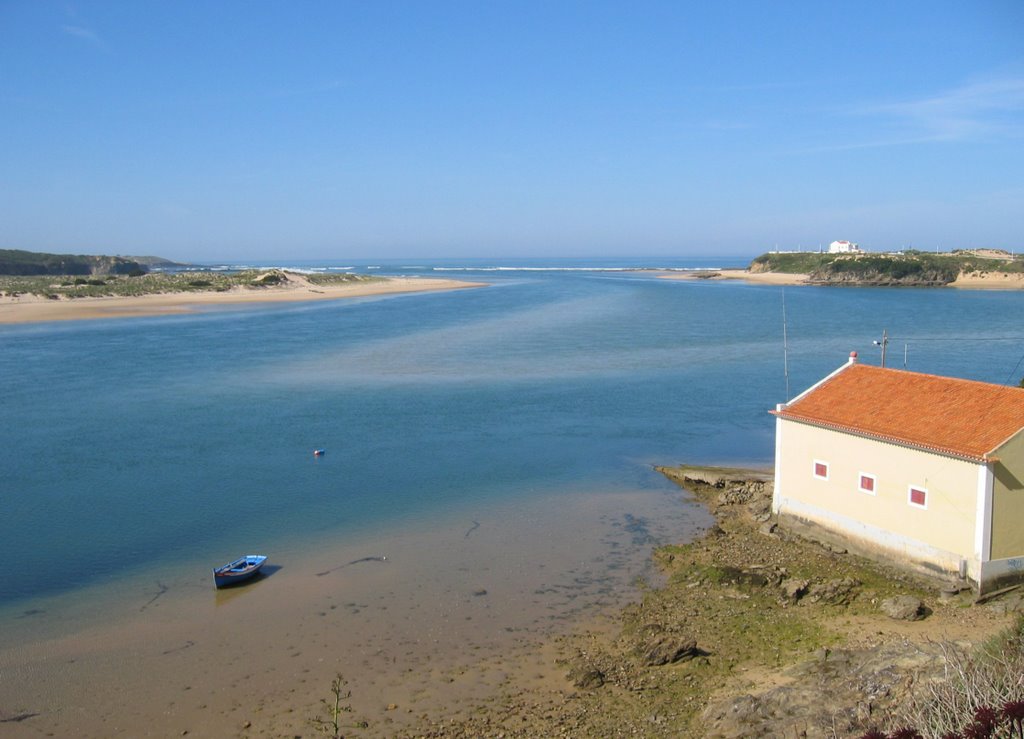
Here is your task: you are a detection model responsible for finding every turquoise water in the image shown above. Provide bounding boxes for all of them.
[3,258,1024,606]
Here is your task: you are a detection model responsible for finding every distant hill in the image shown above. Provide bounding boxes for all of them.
[126,255,189,269]
[0,249,170,276]
[749,250,1024,286]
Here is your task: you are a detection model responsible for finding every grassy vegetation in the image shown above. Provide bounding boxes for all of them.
[750,250,1024,284]
[0,269,380,300]
[750,252,835,273]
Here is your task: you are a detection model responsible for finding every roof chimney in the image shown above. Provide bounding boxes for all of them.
[849,351,858,363]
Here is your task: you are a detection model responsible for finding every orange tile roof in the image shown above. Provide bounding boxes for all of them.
[773,362,1024,462]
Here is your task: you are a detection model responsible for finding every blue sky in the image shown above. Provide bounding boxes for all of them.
[1,2,1022,261]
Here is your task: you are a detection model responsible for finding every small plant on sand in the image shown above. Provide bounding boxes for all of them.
[309,673,366,738]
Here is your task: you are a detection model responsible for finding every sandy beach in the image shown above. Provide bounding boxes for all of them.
[0,274,485,324]
[658,268,810,285]
[950,271,1024,289]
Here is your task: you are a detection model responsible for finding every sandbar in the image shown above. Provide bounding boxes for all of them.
[0,274,486,324]
[658,268,810,285]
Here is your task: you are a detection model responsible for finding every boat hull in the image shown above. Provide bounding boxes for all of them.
[212,554,268,588]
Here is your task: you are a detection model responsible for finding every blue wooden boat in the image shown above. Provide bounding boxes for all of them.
[213,554,267,588]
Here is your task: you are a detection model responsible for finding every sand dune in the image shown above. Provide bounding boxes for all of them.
[0,274,486,324]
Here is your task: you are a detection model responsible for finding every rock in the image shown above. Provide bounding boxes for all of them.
[703,640,946,738]
[472,588,488,596]
[568,665,605,689]
[759,521,779,537]
[748,497,773,520]
[880,595,926,621]
[708,565,769,589]
[781,578,809,602]
[985,592,1024,615]
[805,578,861,606]
[717,487,753,506]
[938,586,962,602]
[635,630,699,666]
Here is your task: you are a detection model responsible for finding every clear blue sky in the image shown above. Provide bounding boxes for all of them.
[1,1,1022,261]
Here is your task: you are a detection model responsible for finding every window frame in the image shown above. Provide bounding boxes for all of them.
[813,459,830,481]
[908,485,928,510]
[858,472,877,496]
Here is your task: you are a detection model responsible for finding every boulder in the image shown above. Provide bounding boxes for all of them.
[880,595,927,621]
[781,578,809,603]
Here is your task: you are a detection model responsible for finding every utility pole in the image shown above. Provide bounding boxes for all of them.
[873,329,889,368]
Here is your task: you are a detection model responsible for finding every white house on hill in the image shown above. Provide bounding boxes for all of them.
[829,240,861,253]
[771,354,1024,593]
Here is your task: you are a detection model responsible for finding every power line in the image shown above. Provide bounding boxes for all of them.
[869,333,1024,384]
[1003,350,1024,387]
[886,336,1024,342]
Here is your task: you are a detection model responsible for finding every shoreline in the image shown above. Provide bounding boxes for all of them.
[658,269,810,285]
[396,465,1018,736]
[3,458,1018,736]
[0,485,698,738]
[660,268,1024,289]
[0,274,486,324]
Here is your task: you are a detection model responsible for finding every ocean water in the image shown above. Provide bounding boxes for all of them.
[3,257,1024,611]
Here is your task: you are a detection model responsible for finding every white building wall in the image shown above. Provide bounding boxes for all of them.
[774,418,980,580]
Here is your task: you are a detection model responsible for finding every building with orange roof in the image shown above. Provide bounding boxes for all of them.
[771,353,1024,594]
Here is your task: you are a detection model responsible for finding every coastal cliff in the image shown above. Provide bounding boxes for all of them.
[0,248,150,276]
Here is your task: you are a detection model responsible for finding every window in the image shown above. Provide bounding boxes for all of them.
[813,460,829,480]
[909,486,928,509]
[859,473,876,495]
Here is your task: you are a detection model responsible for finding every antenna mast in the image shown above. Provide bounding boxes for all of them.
[873,329,889,368]
[782,288,790,399]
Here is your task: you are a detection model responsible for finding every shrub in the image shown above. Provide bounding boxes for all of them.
[866,616,1024,737]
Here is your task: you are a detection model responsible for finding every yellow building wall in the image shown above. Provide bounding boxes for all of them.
[991,430,1024,560]
[777,419,979,561]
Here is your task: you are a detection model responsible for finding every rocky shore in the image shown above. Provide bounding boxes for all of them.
[400,466,1021,738]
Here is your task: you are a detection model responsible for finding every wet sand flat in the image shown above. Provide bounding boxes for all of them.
[0,487,708,737]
